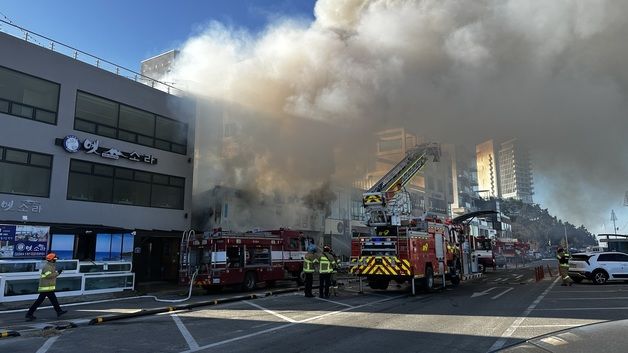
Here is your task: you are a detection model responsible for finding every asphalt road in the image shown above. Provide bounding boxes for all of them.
[2,260,627,353]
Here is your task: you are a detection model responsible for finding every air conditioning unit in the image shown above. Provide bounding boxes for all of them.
[324,218,345,235]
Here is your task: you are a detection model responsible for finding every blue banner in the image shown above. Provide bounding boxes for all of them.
[0,224,16,241]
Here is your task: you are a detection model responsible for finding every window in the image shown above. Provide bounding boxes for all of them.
[0,65,59,124]
[67,159,185,209]
[598,254,612,262]
[378,138,402,153]
[74,91,188,154]
[0,146,52,197]
[95,233,134,261]
[50,234,75,260]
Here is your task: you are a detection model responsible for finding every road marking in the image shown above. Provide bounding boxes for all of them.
[172,313,199,350]
[533,306,628,311]
[243,300,297,323]
[494,278,503,282]
[518,324,586,328]
[487,276,560,352]
[471,287,498,298]
[0,296,145,314]
[35,336,59,353]
[555,297,628,300]
[514,275,523,280]
[179,295,405,353]
[315,297,355,308]
[491,287,514,300]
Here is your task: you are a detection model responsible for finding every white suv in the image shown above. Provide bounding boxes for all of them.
[569,252,628,285]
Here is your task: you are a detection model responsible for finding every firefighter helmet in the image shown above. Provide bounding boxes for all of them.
[46,253,58,261]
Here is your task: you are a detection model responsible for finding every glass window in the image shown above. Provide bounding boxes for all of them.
[156,116,187,146]
[50,234,75,260]
[378,139,402,153]
[74,119,96,133]
[110,234,122,260]
[11,103,33,118]
[118,130,137,143]
[151,184,184,209]
[30,153,52,168]
[153,174,168,185]
[96,234,112,261]
[67,173,113,202]
[0,161,51,197]
[0,65,59,117]
[115,168,133,180]
[0,99,8,113]
[113,179,150,206]
[70,160,92,173]
[5,149,28,163]
[35,109,56,124]
[122,233,134,261]
[75,92,118,127]
[598,254,612,262]
[134,171,151,182]
[85,275,133,290]
[119,105,155,136]
[137,135,154,147]
[94,164,114,177]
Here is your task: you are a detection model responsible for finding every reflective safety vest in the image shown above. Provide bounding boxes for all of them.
[38,261,58,292]
[303,253,318,273]
[319,253,334,274]
[557,253,570,268]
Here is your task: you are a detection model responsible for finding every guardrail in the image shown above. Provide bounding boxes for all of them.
[0,18,183,95]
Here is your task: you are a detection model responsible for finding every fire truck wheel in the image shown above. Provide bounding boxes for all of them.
[242,272,257,291]
[423,267,434,291]
[296,271,306,285]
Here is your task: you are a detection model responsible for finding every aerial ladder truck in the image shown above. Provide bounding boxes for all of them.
[351,142,463,291]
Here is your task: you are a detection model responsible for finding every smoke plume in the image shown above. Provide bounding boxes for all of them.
[170,0,628,233]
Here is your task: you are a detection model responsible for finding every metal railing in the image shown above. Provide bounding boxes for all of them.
[0,18,183,95]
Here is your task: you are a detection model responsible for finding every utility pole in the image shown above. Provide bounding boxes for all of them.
[611,210,618,235]
[563,224,569,250]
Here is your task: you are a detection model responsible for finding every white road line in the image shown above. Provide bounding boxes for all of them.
[315,297,355,308]
[487,276,560,352]
[172,314,199,350]
[514,275,523,280]
[494,278,503,282]
[243,300,297,323]
[35,336,59,353]
[517,324,585,328]
[180,295,405,353]
[557,297,628,300]
[491,288,514,300]
[533,306,628,311]
[0,296,144,314]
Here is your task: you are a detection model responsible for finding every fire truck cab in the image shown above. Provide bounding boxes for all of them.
[179,229,310,291]
[351,218,461,290]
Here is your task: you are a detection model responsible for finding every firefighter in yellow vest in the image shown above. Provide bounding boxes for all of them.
[303,244,318,298]
[25,253,68,321]
[557,248,573,286]
[319,246,335,298]
[326,246,341,296]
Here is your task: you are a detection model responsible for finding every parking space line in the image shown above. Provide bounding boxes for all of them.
[517,324,586,328]
[35,336,59,353]
[491,288,514,300]
[487,277,560,352]
[243,300,297,323]
[179,294,405,353]
[172,313,199,350]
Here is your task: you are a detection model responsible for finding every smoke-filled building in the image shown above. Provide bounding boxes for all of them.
[0,29,194,300]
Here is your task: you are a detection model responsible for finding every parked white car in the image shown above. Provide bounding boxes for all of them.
[569,252,628,285]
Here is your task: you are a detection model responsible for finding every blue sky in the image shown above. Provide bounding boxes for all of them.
[0,0,316,72]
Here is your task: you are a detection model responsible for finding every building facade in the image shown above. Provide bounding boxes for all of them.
[498,139,534,203]
[0,32,195,288]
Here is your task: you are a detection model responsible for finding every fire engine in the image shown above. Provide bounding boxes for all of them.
[350,142,462,291]
[179,228,310,291]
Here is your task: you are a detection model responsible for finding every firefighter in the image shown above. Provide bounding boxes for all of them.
[326,246,341,296]
[557,248,573,286]
[25,253,68,321]
[303,244,318,298]
[319,245,335,298]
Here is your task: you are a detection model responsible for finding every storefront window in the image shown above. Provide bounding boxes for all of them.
[95,233,134,261]
[50,234,75,260]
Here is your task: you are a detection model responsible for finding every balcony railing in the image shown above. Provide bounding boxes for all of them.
[0,18,183,95]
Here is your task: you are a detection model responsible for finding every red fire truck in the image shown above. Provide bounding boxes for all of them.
[351,219,461,290]
[350,143,461,290]
[179,229,309,291]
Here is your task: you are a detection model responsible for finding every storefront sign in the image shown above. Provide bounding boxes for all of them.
[0,224,49,258]
[0,199,42,213]
[56,135,158,165]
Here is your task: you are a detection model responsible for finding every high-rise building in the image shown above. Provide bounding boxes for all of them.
[476,139,534,204]
[498,139,534,203]
[476,140,500,199]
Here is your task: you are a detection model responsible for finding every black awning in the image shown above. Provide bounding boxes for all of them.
[452,210,498,225]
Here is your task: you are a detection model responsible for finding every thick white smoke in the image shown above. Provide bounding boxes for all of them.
[170,0,628,233]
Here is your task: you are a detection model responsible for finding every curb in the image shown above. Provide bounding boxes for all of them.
[462,273,483,281]
[0,330,20,339]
